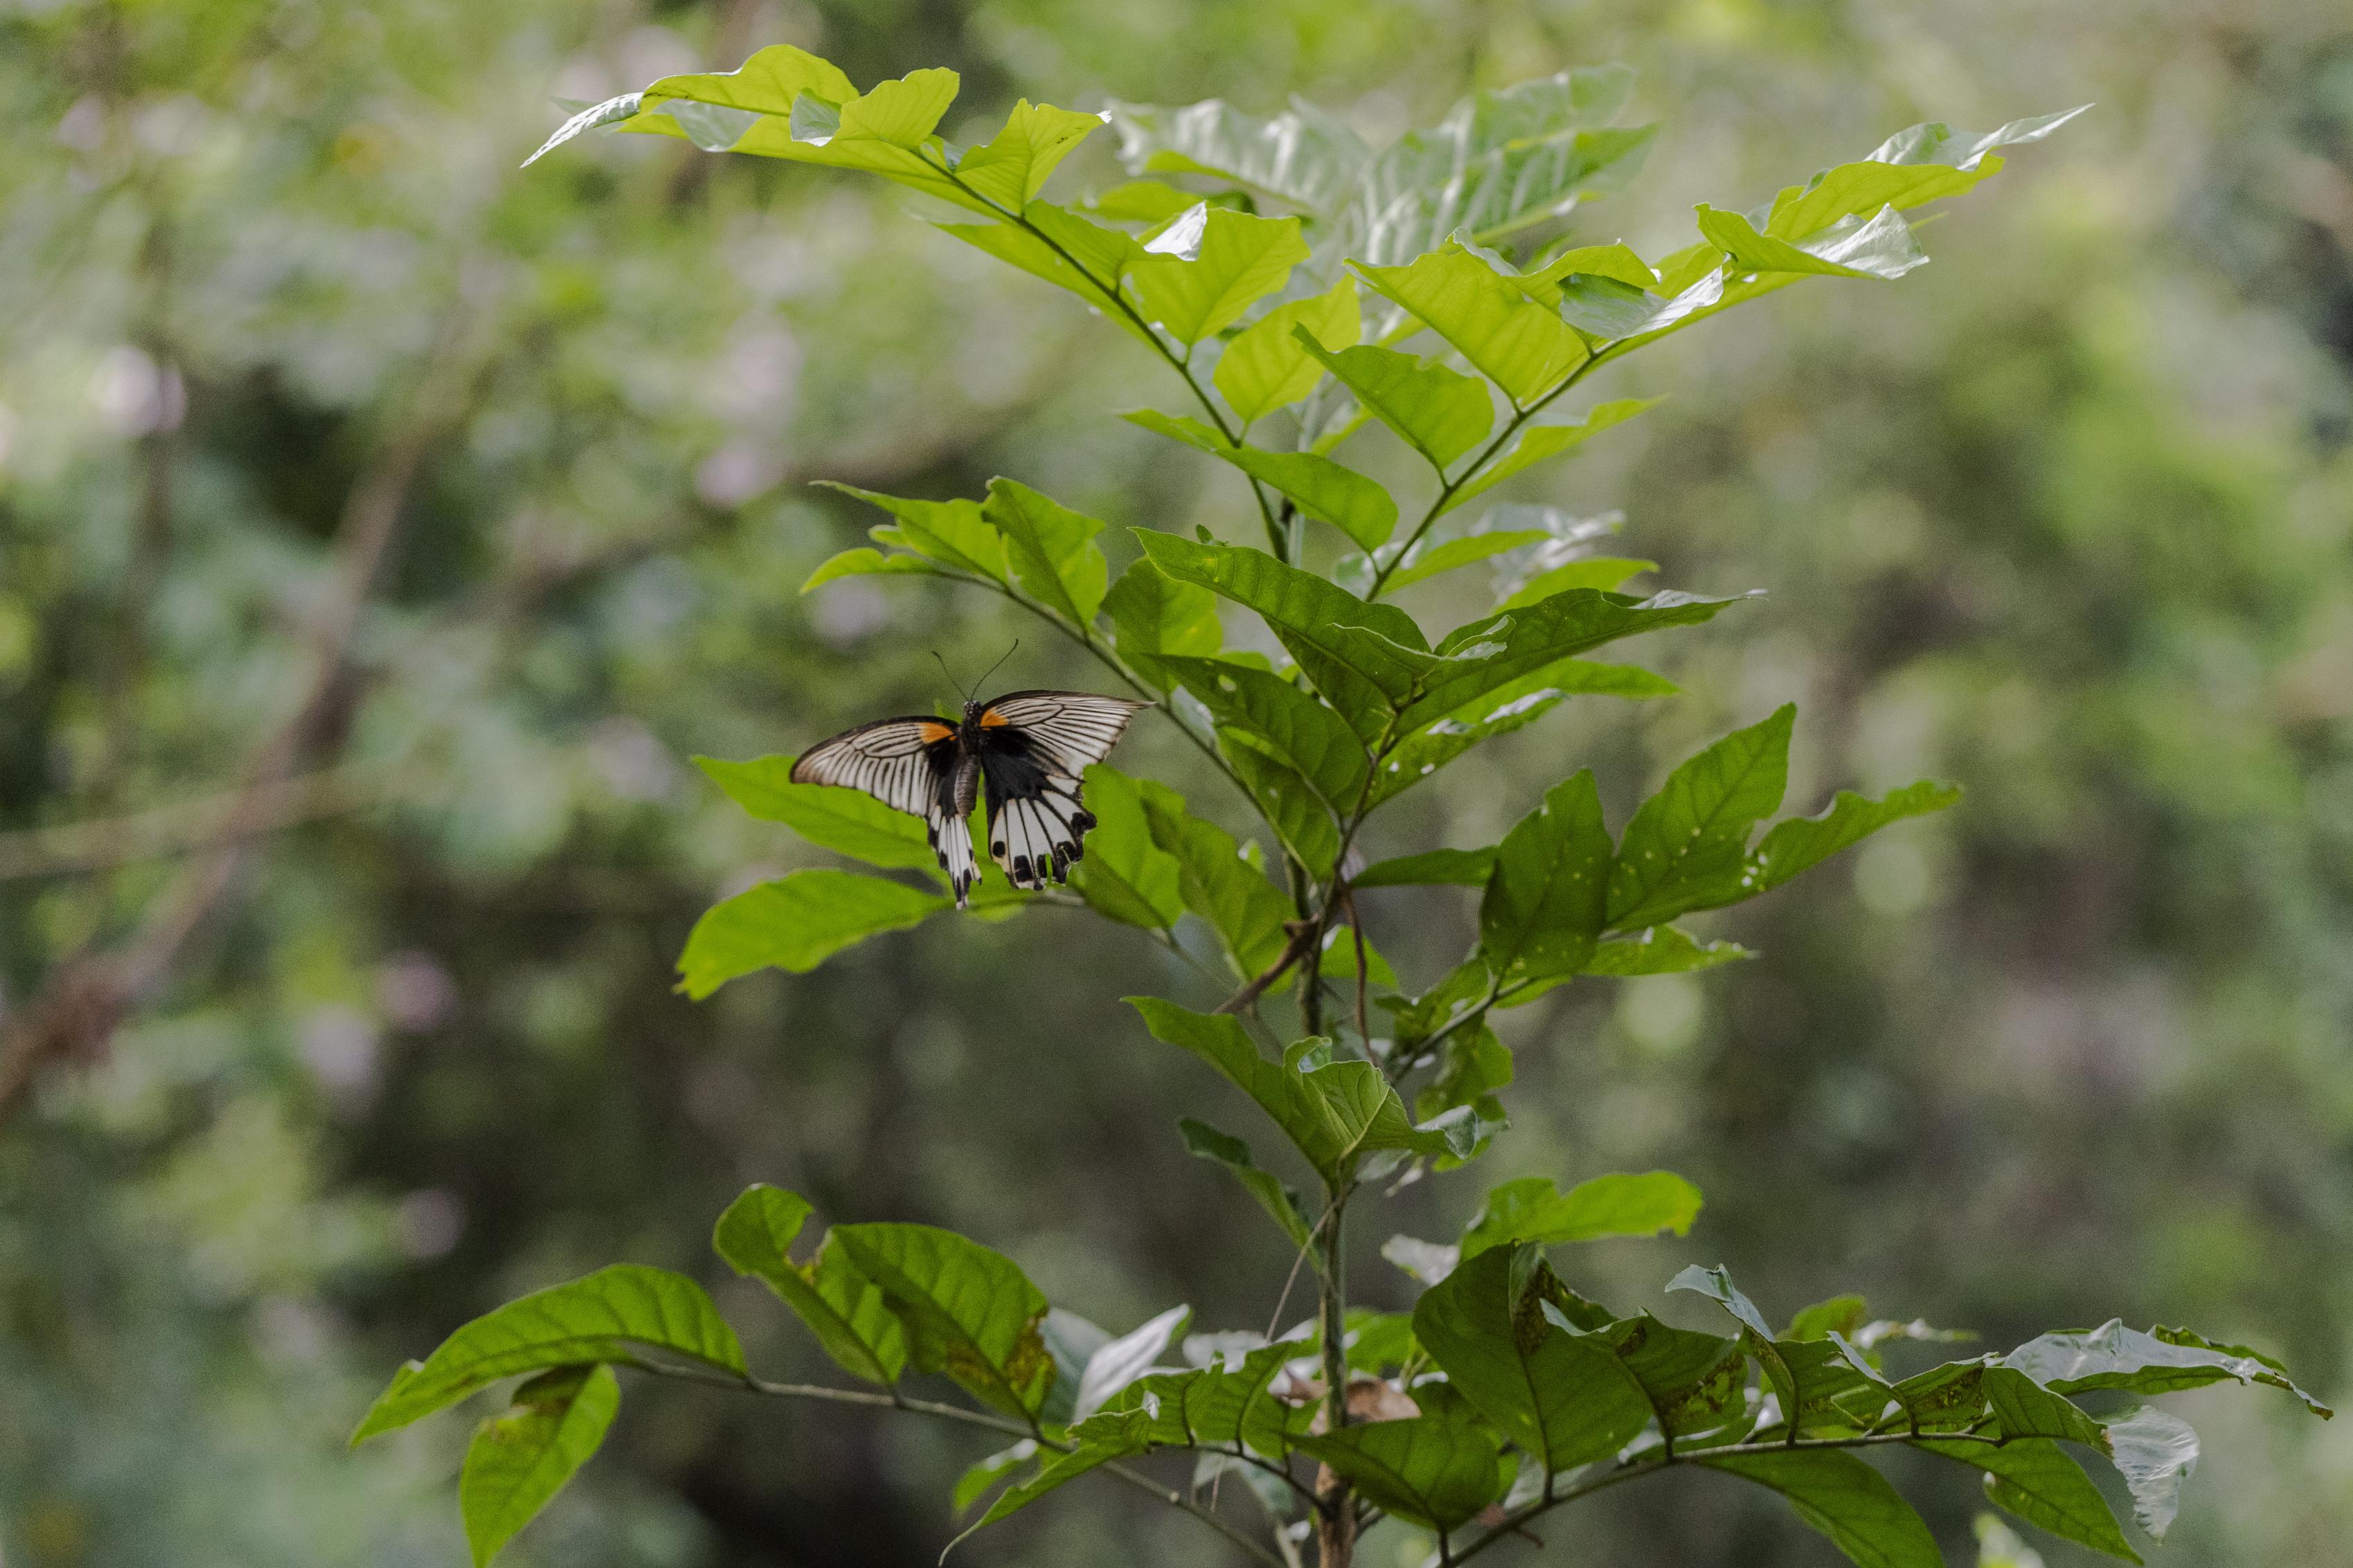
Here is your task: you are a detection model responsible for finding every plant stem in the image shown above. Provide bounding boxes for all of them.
[1314,1178,1354,1567]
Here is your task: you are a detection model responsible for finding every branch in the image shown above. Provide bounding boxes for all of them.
[0,762,415,882]
[1215,920,1320,1014]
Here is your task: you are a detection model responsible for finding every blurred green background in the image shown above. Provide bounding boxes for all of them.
[3,0,2350,1564]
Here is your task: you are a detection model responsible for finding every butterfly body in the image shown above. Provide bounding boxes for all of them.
[789,690,1148,907]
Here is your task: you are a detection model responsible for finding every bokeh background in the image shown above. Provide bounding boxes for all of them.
[3,0,2350,1564]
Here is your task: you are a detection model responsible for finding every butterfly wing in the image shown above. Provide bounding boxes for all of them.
[789,717,983,904]
[974,691,1149,890]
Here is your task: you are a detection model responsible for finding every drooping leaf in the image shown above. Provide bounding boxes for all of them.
[1102,557,1222,691]
[1293,335,1494,474]
[1126,409,1397,551]
[936,201,1157,348]
[711,1185,906,1386]
[955,100,1104,210]
[1696,203,1929,281]
[1129,206,1310,343]
[1383,1234,1462,1286]
[1068,764,1187,930]
[460,1365,620,1567]
[981,478,1110,627]
[1215,277,1361,422]
[1037,1308,1112,1428]
[1179,1117,1314,1250]
[1354,242,1589,406]
[1668,1263,1799,1422]
[1294,1416,1510,1531]
[352,1266,745,1443]
[1220,735,1341,878]
[2104,1407,2199,1541]
[1496,555,1656,611]
[963,1407,1154,1535]
[830,1224,1055,1422]
[1354,847,1496,889]
[1132,778,1290,977]
[1697,1448,1944,1568]
[1413,1245,1652,1471]
[954,1440,1038,1515]
[694,756,936,874]
[1161,656,1368,811]
[1075,1305,1193,1421]
[1916,1438,2140,1563]
[1584,926,1754,975]
[1866,107,2092,172]
[1460,1172,1703,1259]
[1479,771,1612,982]
[1605,705,1793,930]
[1742,780,1961,892]
[677,871,948,998]
[1438,397,1660,516]
[1104,96,1372,213]
[2003,1321,2331,1415]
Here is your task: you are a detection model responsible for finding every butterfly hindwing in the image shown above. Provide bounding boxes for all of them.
[978,739,1097,890]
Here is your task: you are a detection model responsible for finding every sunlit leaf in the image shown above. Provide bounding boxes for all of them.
[1129,206,1309,343]
[981,478,1110,626]
[1460,1171,1702,1259]
[1125,409,1397,550]
[693,756,936,874]
[712,1185,906,1386]
[677,871,947,998]
[1161,655,1368,810]
[1593,1314,1748,1443]
[1402,588,1734,731]
[1696,202,1928,280]
[818,483,1011,582]
[1069,764,1187,930]
[1215,277,1361,422]
[936,202,1157,348]
[352,1266,744,1443]
[2002,1322,2329,1415]
[460,1365,619,1567]
[1102,557,1222,691]
[1134,778,1291,977]
[1104,96,1371,213]
[1293,336,1494,474]
[962,1408,1154,1535]
[956,101,1104,210]
[1354,241,1589,406]
[830,1224,1055,1421]
[2104,1407,2199,1541]
[1495,556,1655,611]
[1606,705,1793,930]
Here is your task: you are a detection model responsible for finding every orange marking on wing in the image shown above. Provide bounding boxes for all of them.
[978,709,1011,728]
[918,721,956,742]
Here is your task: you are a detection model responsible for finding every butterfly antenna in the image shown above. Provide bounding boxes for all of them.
[931,650,972,704]
[973,638,1019,697]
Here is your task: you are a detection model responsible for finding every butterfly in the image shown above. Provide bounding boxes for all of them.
[789,690,1149,906]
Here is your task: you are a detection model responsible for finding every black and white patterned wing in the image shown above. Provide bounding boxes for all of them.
[977,744,1098,891]
[976,690,1149,780]
[789,717,982,904]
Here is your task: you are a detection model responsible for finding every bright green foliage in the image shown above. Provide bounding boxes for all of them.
[351,1265,744,1443]
[460,1365,620,1567]
[368,40,2325,1568]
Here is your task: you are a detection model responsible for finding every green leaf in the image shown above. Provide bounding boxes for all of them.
[1113,1338,1308,1456]
[1129,778,1288,975]
[1696,202,1928,281]
[1668,1263,1798,1421]
[1412,1245,1652,1471]
[1606,705,1794,930]
[1981,1365,2108,1447]
[1594,1315,1748,1442]
[1086,179,1203,224]
[693,756,936,874]
[1132,533,1431,734]
[981,478,1109,627]
[1354,847,1496,889]
[1368,529,1555,596]
[1584,927,1753,975]
[954,1440,1038,1514]
[1740,780,1962,893]
[1354,242,1589,406]
[352,1265,744,1444]
[1293,336,1494,474]
[1343,69,1656,264]
[1920,1439,2139,1563]
[1866,107,2091,172]
[818,483,1010,582]
[1438,397,1659,516]
[936,202,1156,348]
[1371,658,1678,809]
[1215,277,1361,422]
[1514,242,1661,296]
[2003,1321,2331,1415]
[1105,96,1372,212]
[1294,1416,1509,1532]
[1480,770,1612,982]
[1415,1017,1512,1124]
[1076,1304,1194,1420]
[1127,409,1398,552]
[1179,1117,1313,1250]
[1128,1000,1455,1179]
[1785,1296,1870,1343]
[2104,1407,2199,1541]
[460,1365,620,1567]
[1068,764,1186,930]
[963,1408,1153,1535]
[1496,555,1655,611]
[1697,1449,1944,1568]
[711,1185,906,1386]
[954,100,1104,210]
[636,43,857,120]
[1102,557,1222,691]
[1162,656,1367,811]
[1400,587,1733,731]
[1129,205,1309,344]
[677,871,948,998]
[800,546,944,592]
[1219,735,1341,879]
[1460,1172,1703,1259]
[830,1224,1054,1422]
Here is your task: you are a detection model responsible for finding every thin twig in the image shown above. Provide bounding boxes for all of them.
[0,763,416,882]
